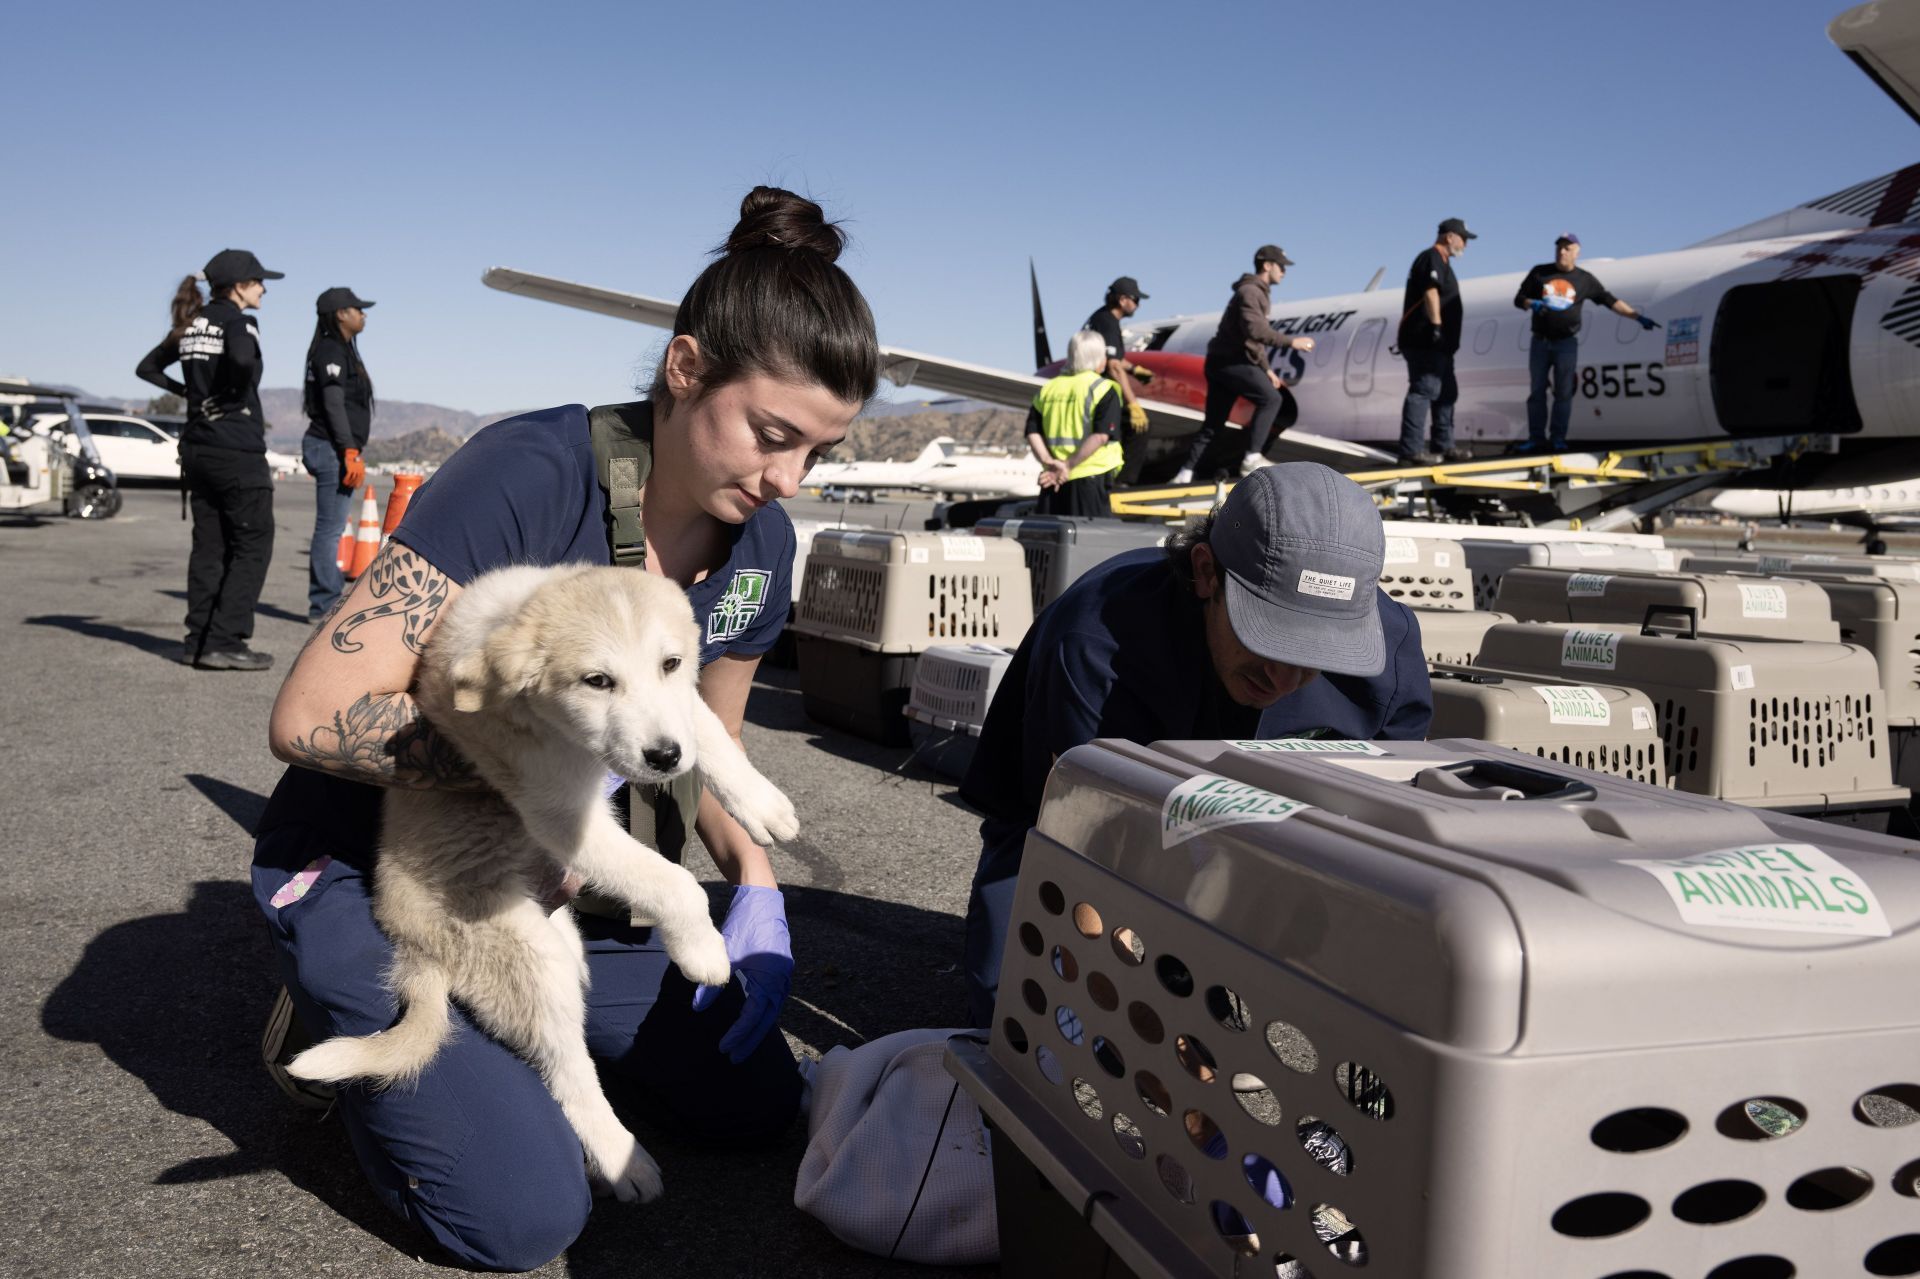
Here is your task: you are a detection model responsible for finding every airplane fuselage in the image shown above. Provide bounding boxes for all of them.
[1114,221,1920,466]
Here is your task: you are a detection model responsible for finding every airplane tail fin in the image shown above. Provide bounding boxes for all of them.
[1030,259,1053,370]
[914,437,957,466]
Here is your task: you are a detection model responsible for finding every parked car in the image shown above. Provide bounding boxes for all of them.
[29,409,180,481]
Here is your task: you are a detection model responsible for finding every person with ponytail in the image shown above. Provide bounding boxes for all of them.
[139,249,286,670]
[300,287,377,619]
[253,188,878,1270]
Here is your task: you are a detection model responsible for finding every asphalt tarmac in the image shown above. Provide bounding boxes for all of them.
[0,483,996,1277]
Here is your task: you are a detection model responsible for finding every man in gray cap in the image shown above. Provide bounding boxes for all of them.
[957,462,1433,1025]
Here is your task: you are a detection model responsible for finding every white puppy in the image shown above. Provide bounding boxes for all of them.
[287,564,800,1203]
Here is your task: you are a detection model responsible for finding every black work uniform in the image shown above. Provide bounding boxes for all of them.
[176,299,275,660]
[1082,306,1147,485]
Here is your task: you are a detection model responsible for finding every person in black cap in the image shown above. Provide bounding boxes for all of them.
[302,287,377,619]
[1174,245,1315,483]
[1512,234,1660,454]
[1395,218,1476,467]
[138,248,285,670]
[1081,276,1153,486]
[956,462,1433,1024]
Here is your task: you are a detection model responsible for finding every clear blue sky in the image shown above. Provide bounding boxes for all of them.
[4,0,1908,415]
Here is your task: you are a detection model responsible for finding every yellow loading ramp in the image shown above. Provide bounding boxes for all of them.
[1109,434,1834,531]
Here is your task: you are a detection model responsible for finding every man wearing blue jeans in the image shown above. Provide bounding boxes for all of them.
[1514,234,1659,453]
[1396,218,1476,466]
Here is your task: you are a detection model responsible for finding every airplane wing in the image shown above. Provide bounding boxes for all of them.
[482,267,1393,468]
[1830,0,1920,126]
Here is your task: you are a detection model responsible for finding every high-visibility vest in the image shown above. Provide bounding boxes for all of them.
[1034,370,1123,481]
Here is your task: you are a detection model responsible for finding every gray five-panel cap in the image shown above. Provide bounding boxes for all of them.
[1209,463,1387,677]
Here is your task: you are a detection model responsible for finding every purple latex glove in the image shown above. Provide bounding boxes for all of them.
[690,885,792,1063]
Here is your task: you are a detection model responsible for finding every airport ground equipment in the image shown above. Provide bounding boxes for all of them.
[1411,608,1513,666]
[1427,666,1667,787]
[790,529,1033,746]
[0,385,119,519]
[1495,566,1841,643]
[1108,436,1829,532]
[1475,622,1906,815]
[1380,535,1470,611]
[1459,538,1677,610]
[948,734,1920,1279]
[976,515,1169,614]
[902,643,1013,780]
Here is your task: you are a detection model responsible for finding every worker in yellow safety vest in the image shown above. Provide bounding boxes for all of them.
[1024,328,1124,518]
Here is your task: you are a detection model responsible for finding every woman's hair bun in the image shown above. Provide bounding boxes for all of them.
[723,185,846,262]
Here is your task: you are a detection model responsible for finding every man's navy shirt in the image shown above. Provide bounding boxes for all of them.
[258,404,795,858]
[959,548,1432,836]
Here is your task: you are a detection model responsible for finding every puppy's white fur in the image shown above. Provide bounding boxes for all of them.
[287,565,799,1204]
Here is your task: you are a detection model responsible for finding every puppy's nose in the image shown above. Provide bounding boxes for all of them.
[642,743,682,773]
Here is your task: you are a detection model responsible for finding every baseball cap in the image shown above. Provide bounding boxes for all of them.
[1209,463,1386,677]
[1109,276,1148,301]
[1437,218,1479,241]
[1254,244,1295,269]
[203,249,284,288]
[1555,232,1581,247]
[316,286,376,313]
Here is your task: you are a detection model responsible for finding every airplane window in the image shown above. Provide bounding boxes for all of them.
[1472,320,1497,355]
[1517,324,1530,352]
[1313,333,1340,367]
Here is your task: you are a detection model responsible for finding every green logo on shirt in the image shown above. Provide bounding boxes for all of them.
[707,570,771,644]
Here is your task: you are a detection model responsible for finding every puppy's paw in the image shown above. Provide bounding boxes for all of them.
[665,922,732,989]
[726,779,800,846]
[589,1139,664,1204]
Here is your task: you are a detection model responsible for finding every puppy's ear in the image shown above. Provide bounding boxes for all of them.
[483,614,548,698]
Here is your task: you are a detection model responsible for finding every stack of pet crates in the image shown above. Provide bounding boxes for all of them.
[977,515,1171,615]
[790,529,1032,746]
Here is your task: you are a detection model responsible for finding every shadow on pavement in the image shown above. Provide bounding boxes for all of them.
[40,879,426,1260]
[23,613,179,659]
[186,772,270,836]
[157,587,309,625]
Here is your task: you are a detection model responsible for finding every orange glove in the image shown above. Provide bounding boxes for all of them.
[341,448,365,490]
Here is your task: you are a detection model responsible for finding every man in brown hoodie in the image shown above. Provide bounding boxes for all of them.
[1173,245,1316,483]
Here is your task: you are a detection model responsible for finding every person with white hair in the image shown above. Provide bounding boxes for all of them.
[1023,327,1124,517]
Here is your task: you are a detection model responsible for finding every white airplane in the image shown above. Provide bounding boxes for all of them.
[1711,482,1920,523]
[485,1,1920,489]
[803,435,1038,498]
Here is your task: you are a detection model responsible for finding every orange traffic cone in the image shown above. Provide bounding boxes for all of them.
[334,512,354,573]
[380,472,424,544]
[345,485,381,579]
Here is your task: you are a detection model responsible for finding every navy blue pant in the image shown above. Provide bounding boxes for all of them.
[1526,335,1580,449]
[252,829,801,1272]
[1181,362,1283,474]
[301,434,352,619]
[1397,348,1457,458]
[962,818,1026,1028]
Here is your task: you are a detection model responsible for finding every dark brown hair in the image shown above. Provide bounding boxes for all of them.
[168,275,204,338]
[651,186,880,407]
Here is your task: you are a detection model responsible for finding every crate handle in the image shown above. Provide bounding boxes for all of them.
[1417,757,1597,804]
[1639,603,1698,639]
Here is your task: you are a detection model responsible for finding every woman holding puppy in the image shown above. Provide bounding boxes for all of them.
[253,187,876,1271]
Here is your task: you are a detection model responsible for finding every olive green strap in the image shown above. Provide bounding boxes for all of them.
[587,400,654,569]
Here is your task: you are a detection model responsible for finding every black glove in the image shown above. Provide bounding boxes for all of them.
[1635,314,1661,331]
[1429,325,1444,346]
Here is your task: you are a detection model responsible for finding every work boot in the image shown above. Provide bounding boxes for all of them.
[1398,450,1442,467]
[1171,467,1194,485]
[261,985,335,1111]
[195,647,274,672]
[1239,453,1272,476]
[1443,447,1474,463]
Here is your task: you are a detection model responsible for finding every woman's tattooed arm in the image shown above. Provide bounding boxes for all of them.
[273,543,485,791]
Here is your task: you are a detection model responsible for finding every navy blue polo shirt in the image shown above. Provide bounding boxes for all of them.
[257,403,795,858]
[959,548,1431,834]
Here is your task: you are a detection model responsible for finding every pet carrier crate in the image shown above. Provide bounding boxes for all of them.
[1427,665,1666,787]
[1494,566,1841,643]
[951,735,1920,1278]
[976,515,1170,614]
[902,643,1014,780]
